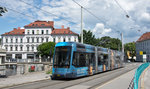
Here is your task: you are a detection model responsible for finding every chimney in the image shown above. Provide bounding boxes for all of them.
[67,27,70,30]
[14,28,17,30]
[62,25,64,29]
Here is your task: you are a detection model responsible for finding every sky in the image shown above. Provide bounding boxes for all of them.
[0,0,150,43]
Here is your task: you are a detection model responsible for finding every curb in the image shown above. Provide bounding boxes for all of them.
[140,66,150,89]
[0,75,52,89]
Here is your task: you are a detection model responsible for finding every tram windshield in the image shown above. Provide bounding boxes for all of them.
[54,46,72,68]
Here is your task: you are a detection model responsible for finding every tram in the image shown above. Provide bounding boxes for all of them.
[52,42,123,79]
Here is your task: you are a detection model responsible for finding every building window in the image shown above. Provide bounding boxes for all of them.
[42,30,44,34]
[11,39,13,43]
[58,37,60,42]
[74,37,76,42]
[37,38,39,43]
[15,46,18,51]
[6,54,12,61]
[15,54,22,59]
[42,38,44,42]
[5,46,8,51]
[46,38,49,42]
[68,37,71,42]
[20,46,23,51]
[27,54,34,59]
[46,30,49,34]
[16,38,18,43]
[27,38,30,43]
[32,30,34,34]
[27,30,30,34]
[63,38,66,42]
[32,46,34,51]
[10,47,13,51]
[6,38,8,43]
[27,46,29,51]
[53,38,55,42]
[37,30,39,34]
[32,38,34,43]
[20,38,23,43]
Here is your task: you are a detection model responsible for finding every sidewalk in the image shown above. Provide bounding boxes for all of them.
[96,69,136,89]
[143,66,150,89]
[0,71,51,88]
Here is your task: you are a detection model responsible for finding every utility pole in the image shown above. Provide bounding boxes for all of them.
[81,6,83,44]
[72,0,83,44]
[121,32,124,62]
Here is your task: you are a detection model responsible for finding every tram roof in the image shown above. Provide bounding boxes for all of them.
[55,42,95,47]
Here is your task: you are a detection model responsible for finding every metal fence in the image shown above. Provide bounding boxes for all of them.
[5,58,52,63]
[133,63,149,89]
[0,65,6,76]
[5,65,17,76]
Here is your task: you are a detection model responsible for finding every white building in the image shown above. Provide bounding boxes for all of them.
[1,20,78,62]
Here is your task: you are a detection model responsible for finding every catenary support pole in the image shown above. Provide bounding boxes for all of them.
[121,32,124,62]
[81,6,83,44]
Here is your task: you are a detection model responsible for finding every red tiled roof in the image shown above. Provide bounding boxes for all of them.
[137,32,150,42]
[2,27,25,35]
[24,20,54,28]
[51,25,78,35]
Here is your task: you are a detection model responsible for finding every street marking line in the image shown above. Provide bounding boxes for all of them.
[95,69,136,89]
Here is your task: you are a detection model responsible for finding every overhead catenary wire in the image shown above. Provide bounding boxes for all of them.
[72,0,105,23]
[113,0,147,33]
[72,0,120,33]
[18,0,75,24]
[0,3,36,20]
[113,0,129,18]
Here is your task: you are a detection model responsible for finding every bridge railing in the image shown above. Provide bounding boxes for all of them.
[134,63,149,89]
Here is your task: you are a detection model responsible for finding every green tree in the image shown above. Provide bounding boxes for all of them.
[0,7,7,16]
[98,36,122,50]
[37,42,55,61]
[78,30,122,50]
[79,30,97,45]
[124,42,136,61]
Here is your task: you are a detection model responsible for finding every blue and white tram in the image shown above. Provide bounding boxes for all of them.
[52,42,123,79]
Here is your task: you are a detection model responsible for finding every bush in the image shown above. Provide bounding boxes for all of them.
[46,69,52,74]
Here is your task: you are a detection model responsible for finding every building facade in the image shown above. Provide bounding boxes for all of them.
[136,32,150,62]
[1,20,78,62]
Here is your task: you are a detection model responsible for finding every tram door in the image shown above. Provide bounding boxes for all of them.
[88,53,95,75]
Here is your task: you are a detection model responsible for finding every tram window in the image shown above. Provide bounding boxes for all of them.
[80,54,86,67]
[103,54,108,65]
[54,46,71,68]
[73,52,94,67]
[98,54,103,65]
[98,54,108,65]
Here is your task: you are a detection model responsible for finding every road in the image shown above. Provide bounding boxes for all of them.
[3,63,140,89]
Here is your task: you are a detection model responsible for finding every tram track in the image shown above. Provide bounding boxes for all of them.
[38,63,139,89]
[63,63,139,89]
[3,63,140,89]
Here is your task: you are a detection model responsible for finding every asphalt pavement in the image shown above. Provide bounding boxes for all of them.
[2,63,140,89]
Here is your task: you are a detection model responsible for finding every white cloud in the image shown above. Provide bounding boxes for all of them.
[1,0,150,43]
[93,23,112,38]
[140,12,150,22]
